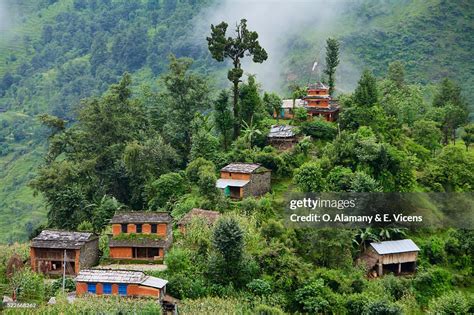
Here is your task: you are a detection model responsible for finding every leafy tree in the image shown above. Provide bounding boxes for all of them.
[324,38,340,95]
[263,92,282,122]
[161,55,211,161]
[387,61,405,89]
[350,171,382,192]
[212,217,244,264]
[240,75,264,126]
[294,107,308,123]
[364,300,402,315]
[185,158,216,184]
[354,69,378,107]
[147,172,189,209]
[412,120,442,153]
[241,118,262,149]
[432,79,468,144]
[300,119,337,140]
[461,123,474,150]
[207,19,268,137]
[326,166,354,192]
[294,162,326,192]
[294,279,336,314]
[214,90,233,150]
[428,291,471,314]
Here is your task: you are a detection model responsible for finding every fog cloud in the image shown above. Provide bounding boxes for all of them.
[195,0,361,93]
[0,0,12,32]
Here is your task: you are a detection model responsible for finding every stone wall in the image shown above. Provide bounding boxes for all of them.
[245,171,271,197]
[79,238,99,269]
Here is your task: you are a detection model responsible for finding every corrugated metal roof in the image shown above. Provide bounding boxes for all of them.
[221,163,262,174]
[370,239,420,255]
[216,179,249,188]
[75,269,168,289]
[268,125,296,138]
[282,99,305,109]
[75,269,145,284]
[31,230,95,249]
[110,211,172,224]
[142,276,168,289]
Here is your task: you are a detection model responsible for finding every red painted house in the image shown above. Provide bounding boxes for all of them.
[108,212,172,261]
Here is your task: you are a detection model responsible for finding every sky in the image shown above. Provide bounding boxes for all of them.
[193,0,359,93]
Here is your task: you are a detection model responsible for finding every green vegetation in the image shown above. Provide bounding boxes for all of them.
[0,0,472,313]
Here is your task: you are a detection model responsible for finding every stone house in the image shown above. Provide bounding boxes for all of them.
[30,230,99,276]
[364,239,420,276]
[177,208,220,234]
[108,212,172,261]
[216,163,271,199]
[75,269,167,299]
[267,125,298,150]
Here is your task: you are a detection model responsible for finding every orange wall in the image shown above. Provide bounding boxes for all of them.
[308,89,328,96]
[307,99,329,107]
[76,282,87,295]
[110,247,133,259]
[158,224,167,237]
[128,284,160,298]
[75,249,80,274]
[220,172,251,180]
[143,224,151,234]
[96,283,103,295]
[112,284,119,295]
[30,248,36,272]
[112,224,121,236]
[127,224,136,233]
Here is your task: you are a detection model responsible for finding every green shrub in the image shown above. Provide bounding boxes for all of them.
[254,304,285,315]
[422,236,447,265]
[300,119,337,140]
[427,291,470,314]
[364,300,403,315]
[51,277,75,294]
[10,268,45,303]
[413,267,453,306]
[247,279,272,296]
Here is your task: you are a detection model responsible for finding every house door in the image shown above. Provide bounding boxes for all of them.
[224,186,230,197]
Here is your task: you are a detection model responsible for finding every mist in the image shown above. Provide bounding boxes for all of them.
[194,0,361,94]
[0,0,11,32]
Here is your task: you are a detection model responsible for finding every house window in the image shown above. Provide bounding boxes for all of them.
[136,224,142,233]
[121,224,127,233]
[118,284,127,296]
[149,248,159,257]
[151,224,157,233]
[103,283,112,294]
[87,283,96,294]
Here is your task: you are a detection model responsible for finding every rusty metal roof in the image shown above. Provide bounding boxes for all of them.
[31,230,96,249]
[75,269,167,288]
[268,125,296,138]
[370,239,420,255]
[221,163,264,174]
[110,211,172,224]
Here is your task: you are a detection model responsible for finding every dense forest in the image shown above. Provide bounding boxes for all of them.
[0,0,473,314]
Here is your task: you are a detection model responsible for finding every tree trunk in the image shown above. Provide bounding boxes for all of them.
[233,80,240,138]
[452,128,456,145]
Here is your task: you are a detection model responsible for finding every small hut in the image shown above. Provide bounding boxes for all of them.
[177,208,220,234]
[366,239,420,276]
[30,230,99,276]
[216,163,271,199]
[267,125,298,150]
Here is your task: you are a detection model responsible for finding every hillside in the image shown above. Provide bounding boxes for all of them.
[0,0,473,242]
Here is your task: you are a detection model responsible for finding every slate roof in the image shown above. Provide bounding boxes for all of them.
[108,237,168,248]
[216,179,250,188]
[110,212,172,224]
[177,208,220,226]
[75,269,168,289]
[308,82,329,90]
[31,230,96,249]
[268,125,296,138]
[370,239,420,255]
[221,163,264,174]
